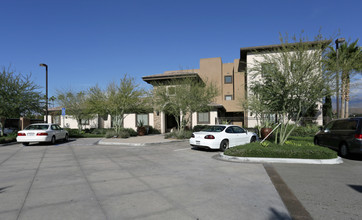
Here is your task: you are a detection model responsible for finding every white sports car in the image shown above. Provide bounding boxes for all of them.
[17,123,69,146]
[190,125,258,151]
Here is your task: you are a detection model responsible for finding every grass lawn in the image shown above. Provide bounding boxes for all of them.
[224,136,338,159]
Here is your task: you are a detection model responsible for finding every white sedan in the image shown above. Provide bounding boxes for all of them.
[17,123,69,146]
[190,125,258,151]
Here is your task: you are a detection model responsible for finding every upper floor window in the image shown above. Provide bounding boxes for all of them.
[225,95,232,101]
[167,86,176,96]
[224,76,232,84]
[261,63,276,78]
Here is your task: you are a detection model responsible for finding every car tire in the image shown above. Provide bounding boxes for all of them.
[339,143,349,157]
[50,136,56,145]
[250,136,256,143]
[314,137,319,145]
[220,140,229,152]
[64,134,69,142]
[22,142,29,146]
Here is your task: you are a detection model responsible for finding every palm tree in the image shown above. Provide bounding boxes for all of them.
[325,39,362,118]
[49,96,56,108]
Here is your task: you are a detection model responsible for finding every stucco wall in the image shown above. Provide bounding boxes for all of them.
[191,111,218,128]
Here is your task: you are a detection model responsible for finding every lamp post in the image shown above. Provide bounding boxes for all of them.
[39,63,48,123]
[335,38,345,118]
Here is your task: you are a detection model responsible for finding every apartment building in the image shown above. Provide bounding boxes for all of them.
[143,57,247,133]
[49,41,328,132]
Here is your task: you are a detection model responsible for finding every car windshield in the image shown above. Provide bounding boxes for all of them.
[25,125,49,130]
[201,126,226,132]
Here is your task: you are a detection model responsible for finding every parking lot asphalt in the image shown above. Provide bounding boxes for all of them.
[0,138,291,220]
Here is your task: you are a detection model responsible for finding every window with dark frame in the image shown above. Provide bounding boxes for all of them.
[224,76,232,84]
[197,112,210,124]
[167,86,176,96]
[261,63,276,78]
[225,95,232,101]
[136,114,149,126]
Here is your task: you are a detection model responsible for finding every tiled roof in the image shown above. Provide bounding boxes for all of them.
[142,71,199,83]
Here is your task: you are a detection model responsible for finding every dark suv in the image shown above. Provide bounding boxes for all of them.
[314,117,362,157]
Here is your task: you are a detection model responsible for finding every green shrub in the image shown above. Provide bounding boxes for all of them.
[105,130,118,138]
[119,131,130,138]
[65,128,83,137]
[0,133,17,144]
[119,128,137,137]
[290,125,319,137]
[91,128,109,135]
[224,138,337,159]
[165,130,193,139]
[147,126,161,134]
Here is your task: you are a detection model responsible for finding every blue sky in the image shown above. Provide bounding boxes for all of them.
[1,0,361,104]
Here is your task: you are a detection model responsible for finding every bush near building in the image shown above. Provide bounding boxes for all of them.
[225,136,337,159]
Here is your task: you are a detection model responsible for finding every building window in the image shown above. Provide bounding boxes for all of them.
[224,76,232,84]
[197,112,210,124]
[261,63,276,78]
[225,95,233,101]
[167,86,176,96]
[136,114,149,126]
[81,119,89,125]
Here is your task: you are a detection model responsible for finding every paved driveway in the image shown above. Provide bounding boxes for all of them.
[0,139,290,220]
[274,155,362,220]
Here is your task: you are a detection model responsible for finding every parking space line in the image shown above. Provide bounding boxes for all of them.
[263,163,312,220]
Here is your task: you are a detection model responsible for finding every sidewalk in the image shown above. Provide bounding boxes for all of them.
[98,134,186,146]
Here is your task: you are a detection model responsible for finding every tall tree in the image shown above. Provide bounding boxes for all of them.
[152,77,218,131]
[56,90,93,131]
[248,35,332,144]
[324,39,362,118]
[87,75,145,132]
[0,67,43,135]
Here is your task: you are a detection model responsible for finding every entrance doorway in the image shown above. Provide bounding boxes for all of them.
[166,114,179,132]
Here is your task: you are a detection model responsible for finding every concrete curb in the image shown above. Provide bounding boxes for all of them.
[219,153,343,164]
[97,138,186,146]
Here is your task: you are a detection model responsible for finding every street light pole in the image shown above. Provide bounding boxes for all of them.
[335,38,345,119]
[39,63,48,123]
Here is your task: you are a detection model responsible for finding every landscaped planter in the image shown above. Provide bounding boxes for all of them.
[137,127,147,136]
[261,127,272,140]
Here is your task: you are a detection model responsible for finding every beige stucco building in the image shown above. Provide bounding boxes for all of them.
[143,41,328,132]
[143,57,247,133]
[48,41,327,132]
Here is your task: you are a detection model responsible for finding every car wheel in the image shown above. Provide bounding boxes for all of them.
[250,136,256,143]
[64,134,69,142]
[50,136,56,145]
[339,143,349,157]
[220,140,229,152]
[22,142,29,146]
[314,137,319,145]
